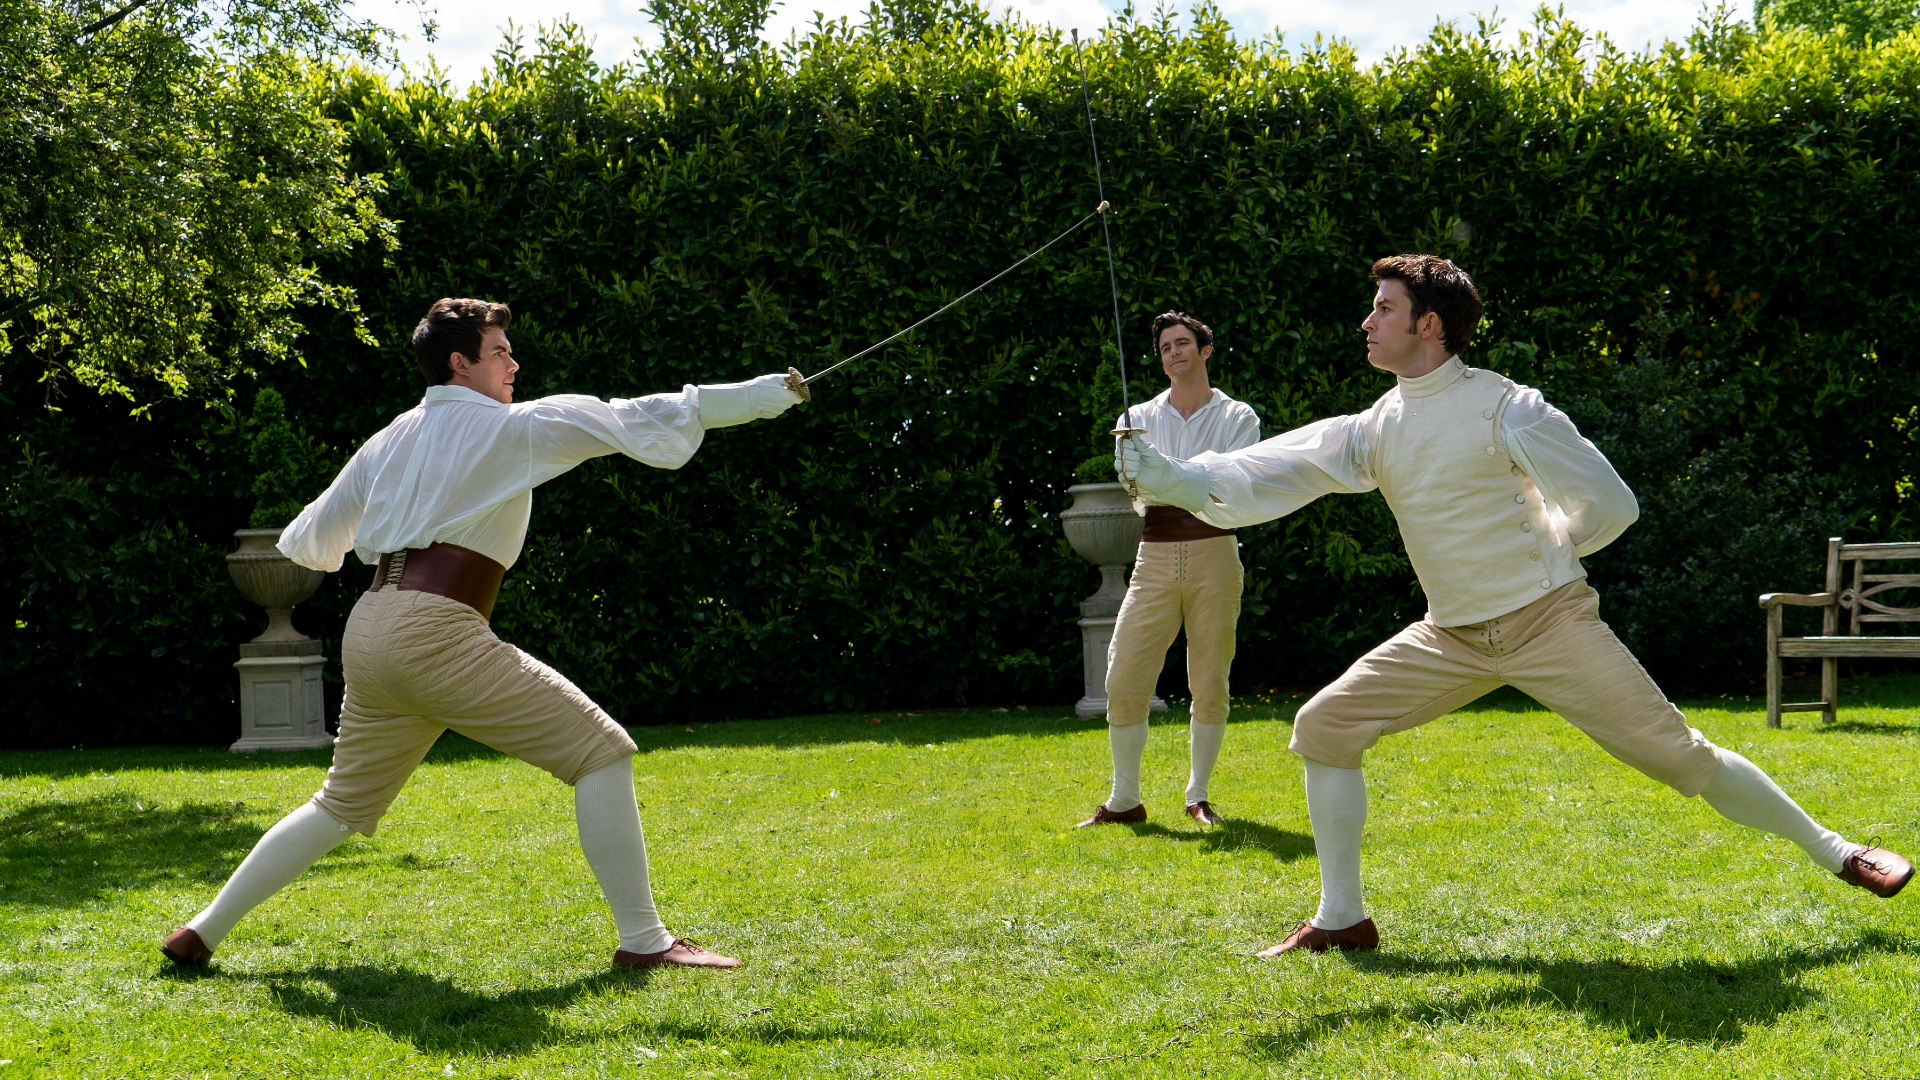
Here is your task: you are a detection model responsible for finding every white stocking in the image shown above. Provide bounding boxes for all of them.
[186,800,352,949]
[1700,747,1859,873]
[1185,720,1226,805]
[575,758,674,955]
[1305,759,1368,930]
[1106,722,1149,812]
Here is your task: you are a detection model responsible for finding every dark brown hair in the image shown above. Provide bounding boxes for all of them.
[412,298,512,385]
[1371,255,1482,353]
[1151,311,1213,353]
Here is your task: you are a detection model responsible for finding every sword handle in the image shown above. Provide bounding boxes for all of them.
[1111,426,1145,500]
[784,367,811,402]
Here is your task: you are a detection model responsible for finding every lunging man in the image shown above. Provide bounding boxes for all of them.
[1119,256,1911,953]
[1078,312,1260,829]
[162,298,803,970]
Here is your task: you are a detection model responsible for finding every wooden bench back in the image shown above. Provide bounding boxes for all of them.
[1828,539,1920,635]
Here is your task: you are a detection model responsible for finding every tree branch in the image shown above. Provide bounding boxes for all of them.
[76,0,159,38]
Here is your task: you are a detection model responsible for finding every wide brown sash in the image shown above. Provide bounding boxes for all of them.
[1141,504,1235,543]
[368,542,506,622]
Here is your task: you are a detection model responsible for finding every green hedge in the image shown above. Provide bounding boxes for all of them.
[6,7,1917,745]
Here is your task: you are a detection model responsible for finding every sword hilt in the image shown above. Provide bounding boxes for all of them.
[783,366,811,402]
[1111,425,1145,499]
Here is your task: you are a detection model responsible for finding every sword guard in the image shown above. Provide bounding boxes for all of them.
[1110,426,1144,439]
[784,367,811,403]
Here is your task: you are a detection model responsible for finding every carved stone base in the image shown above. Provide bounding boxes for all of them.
[1075,563,1167,719]
[231,645,332,752]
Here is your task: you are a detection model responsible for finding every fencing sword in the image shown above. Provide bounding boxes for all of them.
[1072,27,1144,499]
[779,205,1109,401]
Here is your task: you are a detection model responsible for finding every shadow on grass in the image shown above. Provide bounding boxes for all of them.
[1240,932,1912,1059]
[0,792,392,907]
[216,962,891,1055]
[1130,819,1315,862]
[0,793,267,906]
[0,730,506,783]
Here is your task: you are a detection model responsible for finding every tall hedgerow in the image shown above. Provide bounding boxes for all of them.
[5,3,1916,743]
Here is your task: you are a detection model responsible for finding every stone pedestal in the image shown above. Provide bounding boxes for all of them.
[232,640,330,751]
[227,528,333,752]
[1059,483,1167,719]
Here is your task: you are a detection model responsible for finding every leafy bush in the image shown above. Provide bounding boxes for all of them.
[5,5,1918,744]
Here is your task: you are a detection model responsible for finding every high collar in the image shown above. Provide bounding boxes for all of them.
[1396,356,1466,400]
[422,384,506,408]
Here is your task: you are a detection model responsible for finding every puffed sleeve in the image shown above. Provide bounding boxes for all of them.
[1188,412,1378,529]
[523,389,708,486]
[277,442,377,572]
[1500,388,1638,557]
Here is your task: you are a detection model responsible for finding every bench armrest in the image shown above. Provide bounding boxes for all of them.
[1757,591,1837,609]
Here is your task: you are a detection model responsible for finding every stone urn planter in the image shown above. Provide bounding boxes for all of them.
[1060,483,1166,719]
[225,529,333,752]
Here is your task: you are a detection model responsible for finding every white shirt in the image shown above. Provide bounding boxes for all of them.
[279,384,708,572]
[1189,359,1638,613]
[1117,387,1260,510]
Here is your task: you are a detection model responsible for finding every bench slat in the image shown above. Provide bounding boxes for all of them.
[1777,702,1832,713]
[1840,543,1920,560]
[1778,636,1920,657]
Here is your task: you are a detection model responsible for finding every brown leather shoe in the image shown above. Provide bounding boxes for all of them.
[1838,846,1914,898]
[613,938,742,970]
[1075,802,1146,828]
[1185,801,1224,826]
[160,927,211,967]
[1256,917,1379,958]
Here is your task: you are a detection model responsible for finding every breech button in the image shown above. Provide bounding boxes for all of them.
[1541,578,1553,589]
[1521,522,1532,532]
[1530,551,1541,561]
[1513,494,1525,504]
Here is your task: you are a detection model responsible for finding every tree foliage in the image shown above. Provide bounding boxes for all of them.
[0,0,395,400]
[5,3,1918,744]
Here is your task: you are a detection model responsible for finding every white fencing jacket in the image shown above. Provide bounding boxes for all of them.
[1189,358,1639,626]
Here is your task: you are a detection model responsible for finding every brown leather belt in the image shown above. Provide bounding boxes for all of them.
[368,542,506,622]
[1142,504,1235,543]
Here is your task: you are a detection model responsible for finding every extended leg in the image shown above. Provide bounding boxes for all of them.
[169,802,354,961]
[1509,584,1912,897]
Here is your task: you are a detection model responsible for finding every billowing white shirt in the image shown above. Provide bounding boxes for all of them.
[279,384,708,572]
[1117,387,1260,510]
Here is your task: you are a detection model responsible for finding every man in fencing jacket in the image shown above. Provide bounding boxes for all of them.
[161,298,803,971]
[1078,311,1260,829]
[1119,255,1912,955]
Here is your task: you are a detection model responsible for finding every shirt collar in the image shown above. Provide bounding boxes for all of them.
[1397,356,1466,400]
[1153,386,1224,420]
[421,384,506,409]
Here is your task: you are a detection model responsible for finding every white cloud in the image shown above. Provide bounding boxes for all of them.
[348,0,1712,87]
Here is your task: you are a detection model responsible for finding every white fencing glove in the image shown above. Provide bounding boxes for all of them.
[1114,434,1211,514]
[698,373,806,429]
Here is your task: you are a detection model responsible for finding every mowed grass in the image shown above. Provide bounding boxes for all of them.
[3,676,1919,1078]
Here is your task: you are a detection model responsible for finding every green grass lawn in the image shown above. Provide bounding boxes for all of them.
[3,675,1919,1078]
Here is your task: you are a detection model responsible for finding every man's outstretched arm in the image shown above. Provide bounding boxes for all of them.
[1119,413,1376,529]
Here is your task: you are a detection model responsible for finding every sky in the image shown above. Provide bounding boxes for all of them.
[345,0,1721,85]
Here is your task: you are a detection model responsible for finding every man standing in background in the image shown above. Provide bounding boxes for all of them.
[1078,312,1261,829]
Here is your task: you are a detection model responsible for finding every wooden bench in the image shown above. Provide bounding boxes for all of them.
[1759,537,1920,728]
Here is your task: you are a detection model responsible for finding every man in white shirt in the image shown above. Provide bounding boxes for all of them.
[161,298,803,971]
[1121,256,1912,954]
[1077,312,1260,829]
